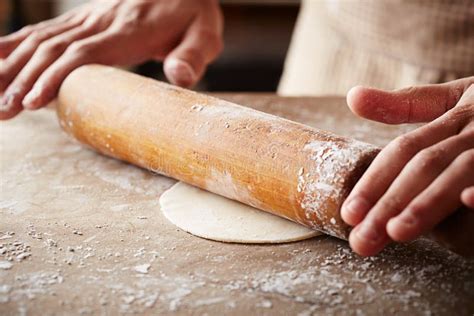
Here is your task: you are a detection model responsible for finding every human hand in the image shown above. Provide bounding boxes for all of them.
[0,0,223,120]
[342,77,474,256]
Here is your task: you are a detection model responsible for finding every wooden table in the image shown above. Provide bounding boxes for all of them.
[1,94,473,315]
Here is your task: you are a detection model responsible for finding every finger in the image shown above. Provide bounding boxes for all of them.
[22,30,123,109]
[387,149,474,242]
[0,18,84,93]
[4,25,99,113]
[163,10,223,87]
[0,25,35,58]
[461,187,474,209]
[349,225,392,257]
[346,77,474,124]
[347,131,474,256]
[0,9,81,58]
[341,110,468,227]
[0,95,22,120]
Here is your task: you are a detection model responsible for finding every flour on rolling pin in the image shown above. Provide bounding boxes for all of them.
[184,97,379,238]
[57,65,380,241]
[300,139,378,237]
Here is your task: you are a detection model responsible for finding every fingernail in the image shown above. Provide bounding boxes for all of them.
[343,196,371,216]
[392,213,417,227]
[23,88,41,109]
[0,93,14,112]
[166,58,196,86]
[356,222,381,243]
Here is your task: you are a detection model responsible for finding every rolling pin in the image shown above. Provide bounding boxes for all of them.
[56,65,473,256]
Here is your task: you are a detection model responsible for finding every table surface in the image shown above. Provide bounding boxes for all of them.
[1,94,473,316]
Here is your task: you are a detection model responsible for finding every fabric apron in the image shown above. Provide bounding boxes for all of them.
[279,0,474,96]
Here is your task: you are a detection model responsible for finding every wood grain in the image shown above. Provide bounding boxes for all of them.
[57,65,380,239]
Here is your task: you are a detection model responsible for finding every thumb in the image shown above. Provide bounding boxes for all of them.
[346,77,474,124]
[163,13,223,88]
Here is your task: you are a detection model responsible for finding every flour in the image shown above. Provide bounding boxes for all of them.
[1,93,472,315]
[0,232,14,240]
[0,239,31,264]
[299,139,378,238]
[133,264,151,274]
[0,285,12,295]
[222,240,473,314]
[192,296,227,307]
[191,104,204,112]
[0,261,13,270]
[204,169,261,209]
[1,222,473,314]
[10,271,64,300]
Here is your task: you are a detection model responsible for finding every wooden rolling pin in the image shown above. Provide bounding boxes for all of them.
[57,65,473,256]
[56,65,378,239]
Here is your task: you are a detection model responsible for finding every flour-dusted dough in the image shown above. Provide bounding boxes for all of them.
[160,182,321,243]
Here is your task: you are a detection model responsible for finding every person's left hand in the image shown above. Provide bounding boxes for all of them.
[341,77,474,256]
[0,0,223,120]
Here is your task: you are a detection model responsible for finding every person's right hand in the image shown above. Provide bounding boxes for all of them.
[0,0,223,120]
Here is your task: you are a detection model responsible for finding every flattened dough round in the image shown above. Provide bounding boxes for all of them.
[160,182,321,243]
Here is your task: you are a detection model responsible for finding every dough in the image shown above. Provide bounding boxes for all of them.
[160,182,321,243]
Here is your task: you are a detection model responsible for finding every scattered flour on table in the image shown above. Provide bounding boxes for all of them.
[133,264,151,274]
[1,218,473,314]
[3,95,465,315]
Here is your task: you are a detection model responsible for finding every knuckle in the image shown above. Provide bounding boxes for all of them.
[82,17,98,29]
[412,148,446,171]
[37,40,66,56]
[378,196,405,215]
[66,41,93,57]
[366,214,389,230]
[102,29,122,41]
[79,22,99,34]
[391,135,421,156]
[65,42,80,54]
[467,82,474,93]
[455,149,474,167]
[464,128,474,140]
[405,202,428,219]
[447,85,465,108]
[19,25,34,34]
[451,102,473,118]
[27,31,44,44]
